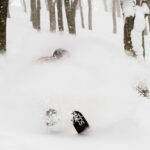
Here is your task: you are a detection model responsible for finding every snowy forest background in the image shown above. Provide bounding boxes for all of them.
[1,0,150,150]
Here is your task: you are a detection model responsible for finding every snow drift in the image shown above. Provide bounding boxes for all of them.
[1,1,150,150]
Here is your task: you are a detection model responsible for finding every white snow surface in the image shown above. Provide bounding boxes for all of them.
[131,6,145,61]
[131,5,148,61]
[1,1,150,150]
[122,0,136,17]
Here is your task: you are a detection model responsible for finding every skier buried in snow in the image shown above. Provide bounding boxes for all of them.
[37,48,69,63]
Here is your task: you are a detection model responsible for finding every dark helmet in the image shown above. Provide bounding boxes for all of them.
[53,49,67,59]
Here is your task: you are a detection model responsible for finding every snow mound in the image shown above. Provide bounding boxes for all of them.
[1,3,150,150]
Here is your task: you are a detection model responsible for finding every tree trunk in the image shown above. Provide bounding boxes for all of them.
[136,0,141,5]
[30,0,41,31]
[0,0,8,52]
[122,0,148,60]
[57,0,64,31]
[23,0,27,13]
[142,30,145,59]
[70,0,79,34]
[144,24,148,35]
[122,0,135,56]
[48,0,56,32]
[64,0,79,34]
[136,0,146,60]
[124,16,135,53]
[7,0,10,18]
[79,0,85,28]
[64,0,72,33]
[45,0,49,10]
[112,0,117,34]
[148,15,150,31]
[88,0,92,30]
[30,0,37,28]
[103,0,108,12]
[36,0,41,30]
[116,0,121,18]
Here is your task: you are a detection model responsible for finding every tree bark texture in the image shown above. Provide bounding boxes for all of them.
[0,0,8,52]
[64,0,79,34]
[57,0,64,31]
[7,0,10,18]
[124,16,135,52]
[48,0,56,32]
[30,0,41,31]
